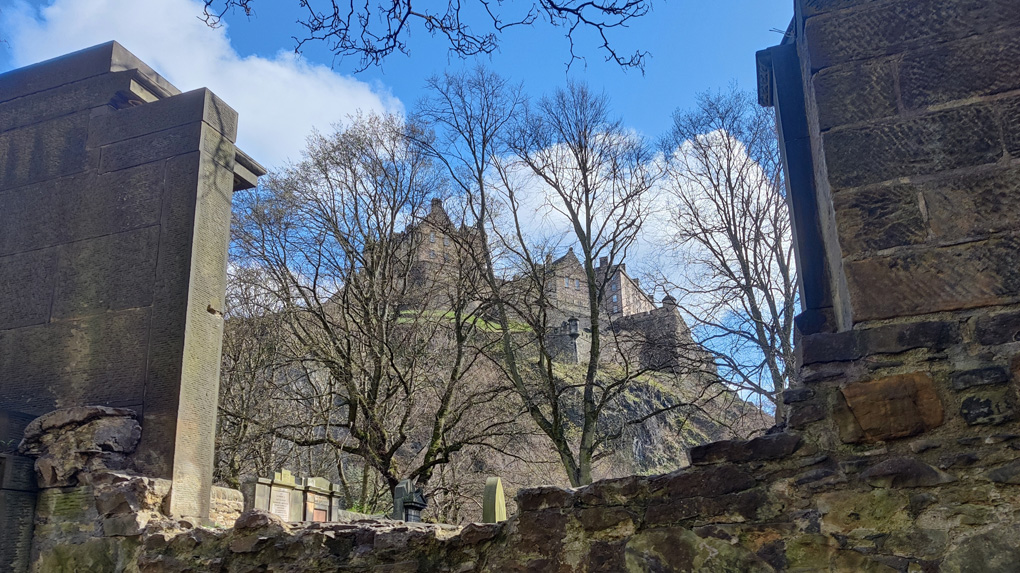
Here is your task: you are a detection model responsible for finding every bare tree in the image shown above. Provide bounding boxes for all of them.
[658,89,797,413]
[228,113,521,505]
[420,74,719,487]
[200,0,652,70]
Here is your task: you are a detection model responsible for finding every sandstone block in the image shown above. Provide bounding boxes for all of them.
[825,104,1002,189]
[859,457,956,488]
[799,0,879,17]
[0,162,164,258]
[1003,95,1020,159]
[0,71,143,134]
[98,122,204,173]
[832,183,926,255]
[516,485,574,512]
[647,464,756,499]
[689,433,802,465]
[838,372,943,443]
[974,310,1020,345]
[900,29,1020,110]
[0,111,93,190]
[951,367,1009,391]
[804,0,1020,70]
[50,226,160,320]
[813,60,897,130]
[861,320,960,354]
[799,330,861,365]
[845,235,1020,321]
[88,88,237,147]
[0,41,179,104]
[0,249,58,330]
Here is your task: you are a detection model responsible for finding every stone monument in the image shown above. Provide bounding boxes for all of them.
[0,41,264,521]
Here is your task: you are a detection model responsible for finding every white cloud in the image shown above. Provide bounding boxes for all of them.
[1,0,403,168]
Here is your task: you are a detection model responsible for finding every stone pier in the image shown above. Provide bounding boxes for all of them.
[0,41,263,523]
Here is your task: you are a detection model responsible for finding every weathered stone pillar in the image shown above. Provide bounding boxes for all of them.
[0,41,264,520]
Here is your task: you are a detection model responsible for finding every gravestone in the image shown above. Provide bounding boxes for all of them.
[245,471,353,522]
[268,469,298,521]
[391,479,412,520]
[0,41,263,521]
[482,477,506,523]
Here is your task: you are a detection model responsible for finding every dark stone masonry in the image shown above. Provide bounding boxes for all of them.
[5,0,1020,570]
[0,40,264,572]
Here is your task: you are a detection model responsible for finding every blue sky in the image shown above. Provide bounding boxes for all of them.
[1,0,792,167]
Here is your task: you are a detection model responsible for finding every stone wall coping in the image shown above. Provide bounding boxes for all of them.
[0,41,180,104]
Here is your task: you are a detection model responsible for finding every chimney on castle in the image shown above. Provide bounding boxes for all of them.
[430,198,443,212]
[599,256,608,268]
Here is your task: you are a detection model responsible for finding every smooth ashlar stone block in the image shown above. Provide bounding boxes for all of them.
[0,309,151,414]
[0,249,58,330]
[0,161,165,257]
[0,71,141,134]
[50,226,160,320]
[0,111,94,190]
[98,122,204,173]
[88,88,237,148]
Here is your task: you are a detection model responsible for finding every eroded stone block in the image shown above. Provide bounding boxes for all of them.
[837,372,943,443]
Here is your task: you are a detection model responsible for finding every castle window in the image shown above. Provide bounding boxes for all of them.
[612,294,618,303]
[429,250,436,259]
[429,232,435,243]
[613,305,619,313]
[564,277,570,287]
[443,236,450,246]
[575,279,580,289]
[611,282,617,291]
